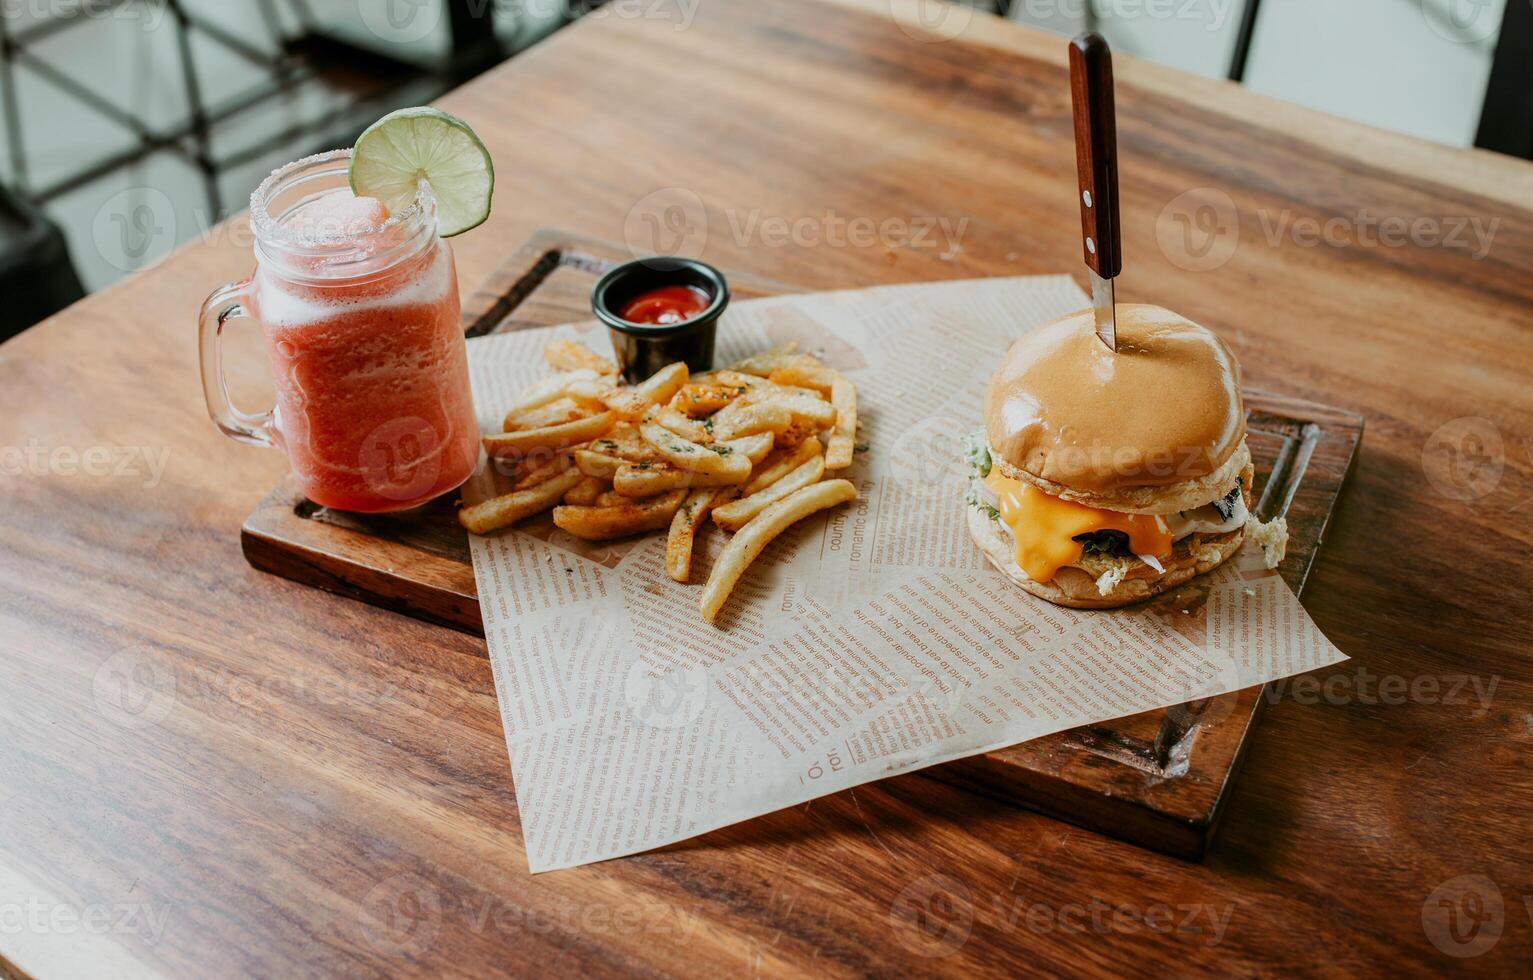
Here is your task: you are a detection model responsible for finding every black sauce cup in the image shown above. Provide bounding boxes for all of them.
[591,257,729,383]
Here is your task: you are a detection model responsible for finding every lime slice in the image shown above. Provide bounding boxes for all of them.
[349,107,494,237]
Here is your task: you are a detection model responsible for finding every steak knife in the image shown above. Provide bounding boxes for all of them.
[1070,33,1122,352]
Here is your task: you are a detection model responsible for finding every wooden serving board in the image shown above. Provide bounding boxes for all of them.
[243,228,1362,859]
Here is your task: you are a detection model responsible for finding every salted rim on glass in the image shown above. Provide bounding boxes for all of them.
[249,148,436,281]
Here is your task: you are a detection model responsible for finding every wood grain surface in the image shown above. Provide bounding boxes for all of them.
[1,0,1530,975]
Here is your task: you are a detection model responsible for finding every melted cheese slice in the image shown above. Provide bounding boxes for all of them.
[983,469,1174,583]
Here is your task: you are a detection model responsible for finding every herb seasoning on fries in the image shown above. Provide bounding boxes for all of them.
[460,341,860,624]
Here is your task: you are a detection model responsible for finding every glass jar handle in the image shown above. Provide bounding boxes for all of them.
[198,280,277,449]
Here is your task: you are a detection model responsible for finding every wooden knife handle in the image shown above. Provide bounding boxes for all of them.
[1070,33,1122,278]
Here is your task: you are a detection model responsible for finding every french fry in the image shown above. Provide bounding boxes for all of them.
[710,402,792,442]
[768,363,838,396]
[573,449,625,479]
[562,377,621,407]
[825,376,857,470]
[713,431,775,465]
[459,469,585,534]
[577,372,679,423]
[666,488,735,583]
[484,411,616,458]
[728,343,805,376]
[600,387,653,421]
[614,464,684,497]
[738,381,823,404]
[705,396,748,434]
[700,480,858,624]
[745,437,822,494]
[552,489,688,540]
[504,396,590,432]
[563,475,607,506]
[669,383,746,418]
[544,338,616,375]
[512,452,575,491]
[595,489,639,508]
[773,419,819,449]
[634,361,689,406]
[691,369,763,389]
[588,425,665,464]
[644,403,710,444]
[640,423,752,479]
[502,369,602,416]
[752,394,836,428]
[489,445,574,484]
[713,455,826,531]
[614,461,748,497]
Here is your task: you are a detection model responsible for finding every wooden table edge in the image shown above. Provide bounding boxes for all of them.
[826,0,1533,207]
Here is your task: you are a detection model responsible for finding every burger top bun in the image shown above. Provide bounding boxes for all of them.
[984,304,1245,512]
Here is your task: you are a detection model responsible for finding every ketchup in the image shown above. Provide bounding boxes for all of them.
[619,285,711,326]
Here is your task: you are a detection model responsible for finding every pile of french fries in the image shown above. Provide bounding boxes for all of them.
[459,338,861,624]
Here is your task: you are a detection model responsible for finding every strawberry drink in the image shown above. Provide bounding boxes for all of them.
[200,145,484,512]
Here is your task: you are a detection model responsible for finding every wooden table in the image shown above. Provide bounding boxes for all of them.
[2,1,1529,974]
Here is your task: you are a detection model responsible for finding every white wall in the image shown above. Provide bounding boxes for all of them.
[1245,0,1502,147]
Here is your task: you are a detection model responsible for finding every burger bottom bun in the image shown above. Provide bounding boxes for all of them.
[965,504,1246,610]
[993,439,1251,516]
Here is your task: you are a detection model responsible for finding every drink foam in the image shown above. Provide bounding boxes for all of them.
[255,236,454,329]
[285,192,392,242]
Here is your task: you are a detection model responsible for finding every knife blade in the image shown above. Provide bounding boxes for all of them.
[1089,267,1117,352]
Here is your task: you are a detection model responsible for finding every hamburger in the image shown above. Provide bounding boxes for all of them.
[966,304,1287,609]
